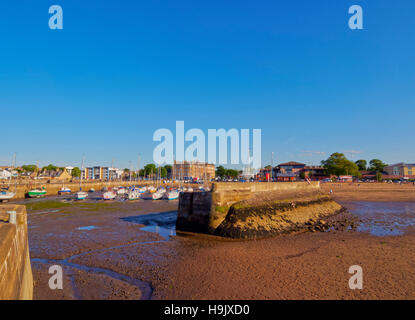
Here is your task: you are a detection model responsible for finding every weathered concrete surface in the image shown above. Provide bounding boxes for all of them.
[176,182,344,238]
[0,205,33,300]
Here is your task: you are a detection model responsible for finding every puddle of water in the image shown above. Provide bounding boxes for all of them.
[121,211,177,239]
[342,201,415,237]
[77,225,98,231]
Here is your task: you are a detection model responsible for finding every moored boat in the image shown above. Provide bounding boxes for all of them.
[0,190,15,202]
[76,191,88,200]
[151,190,164,200]
[103,190,116,200]
[58,187,71,195]
[164,190,179,200]
[28,188,47,198]
[126,189,140,200]
[117,187,127,195]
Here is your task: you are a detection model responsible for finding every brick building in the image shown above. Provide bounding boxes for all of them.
[173,161,215,181]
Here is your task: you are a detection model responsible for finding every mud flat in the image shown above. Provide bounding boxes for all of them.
[19,191,415,300]
[321,182,415,202]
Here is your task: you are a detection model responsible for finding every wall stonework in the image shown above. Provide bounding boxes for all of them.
[176,182,322,235]
[0,205,33,300]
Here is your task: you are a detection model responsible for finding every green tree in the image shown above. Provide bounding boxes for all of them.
[42,164,58,172]
[164,165,172,178]
[376,171,383,182]
[321,153,360,176]
[159,167,167,178]
[355,160,367,171]
[21,164,37,172]
[143,164,157,177]
[368,159,387,173]
[71,167,81,178]
[215,166,227,178]
[227,169,239,178]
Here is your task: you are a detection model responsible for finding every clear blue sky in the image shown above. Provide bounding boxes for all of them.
[1,0,414,169]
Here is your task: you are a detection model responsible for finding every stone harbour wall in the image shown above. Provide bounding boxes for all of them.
[0,205,33,300]
[176,182,344,239]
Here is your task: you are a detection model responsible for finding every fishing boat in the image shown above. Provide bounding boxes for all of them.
[0,189,15,202]
[103,190,116,200]
[28,188,47,198]
[76,191,88,200]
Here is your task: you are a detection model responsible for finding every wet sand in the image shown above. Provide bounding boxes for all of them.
[22,189,415,300]
[321,182,415,202]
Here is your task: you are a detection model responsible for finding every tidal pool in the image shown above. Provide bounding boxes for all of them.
[121,211,177,239]
[341,201,415,236]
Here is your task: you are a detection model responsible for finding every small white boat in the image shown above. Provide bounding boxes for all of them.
[76,191,88,200]
[126,189,141,200]
[165,190,179,200]
[0,190,15,202]
[157,187,166,193]
[58,187,71,195]
[138,186,147,193]
[117,187,127,195]
[103,190,116,200]
[151,191,164,200]
[89,188,95,193]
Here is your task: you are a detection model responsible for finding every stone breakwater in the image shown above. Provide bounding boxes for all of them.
[177,182,345,239]
[0,205,33,299]
[215,195,344,239]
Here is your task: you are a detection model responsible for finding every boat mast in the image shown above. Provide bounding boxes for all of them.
[80,156,84,191]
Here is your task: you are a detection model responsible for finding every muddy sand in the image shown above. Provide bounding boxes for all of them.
[20,188,415,300]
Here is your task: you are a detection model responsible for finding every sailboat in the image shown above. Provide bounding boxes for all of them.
[126,188,140,200]
[76,158,88,200]
[103,189,117,200]
[58,180,71,195]
[164,189,179,200]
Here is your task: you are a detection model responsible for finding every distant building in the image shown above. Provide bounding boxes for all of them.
[384,163,415,178]
[303,166,327,180]
[81,166,123,180]
[65,166,74,176]
[338,175,353,182]
[38,168,72,181]
[274,161,306,182]
[173,161,215,181]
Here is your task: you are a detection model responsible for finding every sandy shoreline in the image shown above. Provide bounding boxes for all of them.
[21,185,415,300]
